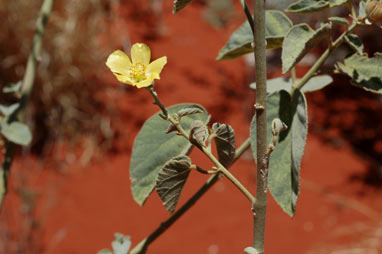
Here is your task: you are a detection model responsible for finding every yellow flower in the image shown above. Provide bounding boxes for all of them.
[106,43,167,88]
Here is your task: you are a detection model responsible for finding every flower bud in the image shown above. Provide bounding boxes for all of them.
[366,0,382,23]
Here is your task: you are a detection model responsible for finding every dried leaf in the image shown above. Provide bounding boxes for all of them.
[177,107,203,118]
[156,155,192,213]
[212,123,236,168]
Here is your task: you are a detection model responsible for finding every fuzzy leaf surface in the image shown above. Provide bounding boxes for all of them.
[130,103,209,206]
[336,53,382,94]
[156,155,192,213]
[217,10,292,60]
[1,121,32,146]
[212,123,236,168]
[250,75,332,94]
[286,0,348,13]
[282,23,331,73]
[173,0,194,13]
[250,90,308,216]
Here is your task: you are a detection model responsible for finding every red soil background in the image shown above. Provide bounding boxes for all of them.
[1,1,382,254]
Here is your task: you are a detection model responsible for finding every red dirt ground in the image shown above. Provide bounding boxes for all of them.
[1,1,382,254]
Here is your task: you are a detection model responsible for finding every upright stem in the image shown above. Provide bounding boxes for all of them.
[253,0,268,253]
[0,0,55,208]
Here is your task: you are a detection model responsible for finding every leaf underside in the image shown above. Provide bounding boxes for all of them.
[250,89,308,217]
[130,103,209,206]
[156,155,192,213]
[212,123,236,168]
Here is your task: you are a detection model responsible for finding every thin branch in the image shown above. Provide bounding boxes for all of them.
[0,0,55,209]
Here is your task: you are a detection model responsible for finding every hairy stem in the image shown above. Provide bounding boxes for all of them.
[130,137,252,254]
[0,0,55,209]
[253,0,268,253]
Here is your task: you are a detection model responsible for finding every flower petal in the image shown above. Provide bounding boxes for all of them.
[131,43,151,65]
[146,56,167,80]
[106,50,131,76]
[135,77,154,88]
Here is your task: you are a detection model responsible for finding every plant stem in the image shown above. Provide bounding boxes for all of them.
[0,0,55,209]
[253,0,268,253]
[290,21,359,96]
[130,137,252,254]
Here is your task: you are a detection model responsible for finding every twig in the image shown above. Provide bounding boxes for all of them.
[0,0,55,209]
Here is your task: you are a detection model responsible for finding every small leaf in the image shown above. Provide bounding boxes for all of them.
[359,1,367,19]
[173,0,194,13]
[1,121,32,146]
[212,123,236,168]
[3,81,22,93]
[282,23,331,73]
[190,120,208,147]
[177,107,203,118]
[130,103,209,206]
[156,155,192,213]
[250,89,308,216]
[217,10,292,60]
[345,34,364,55]
[286,0,348,13]
[328,16,349,26]
[112,233,131,254]
[250,75,332,93]
[0,103,20,116]
[336,52,382,94]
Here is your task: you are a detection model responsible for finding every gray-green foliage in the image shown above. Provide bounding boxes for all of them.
[282,23,331,73]
[0,121,32,146]
[336,53,382,94]
[217,10,292,60]
[156,155,192,213]
[212,123,236,168]
[250,90,308,216]
[130,103,209,206]
[250,75,333,94]
[286,0,349,13]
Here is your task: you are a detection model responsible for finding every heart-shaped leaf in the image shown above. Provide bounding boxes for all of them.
[282,23,331,73]
[336,53,382,94]
[156,155,192,213]
[212,123,236,168]
[1,121,32,146]
[250,89,308,217]
[130,103,209,206]
[217,10,292,60]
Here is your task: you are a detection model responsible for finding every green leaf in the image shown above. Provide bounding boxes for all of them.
[177,107,203,118]
[328,16,349,26]
[156,155,192,213]
[250,75,333,93]
[112,233,131,254]
[336,53,382,94]
[1,121,32,146]
[250,89,308,216]
[3,81,22,93]
[97,249,113,254]
[130,103,209,206]
[286,0,348,13]
[173,0,194,13]
[212,123,236,168]
[0,103,20,116]
[344,34,364,55]
[282,23,331,73]
[217,10,292,60]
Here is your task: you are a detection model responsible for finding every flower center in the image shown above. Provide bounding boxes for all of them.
[128,62,147,82]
